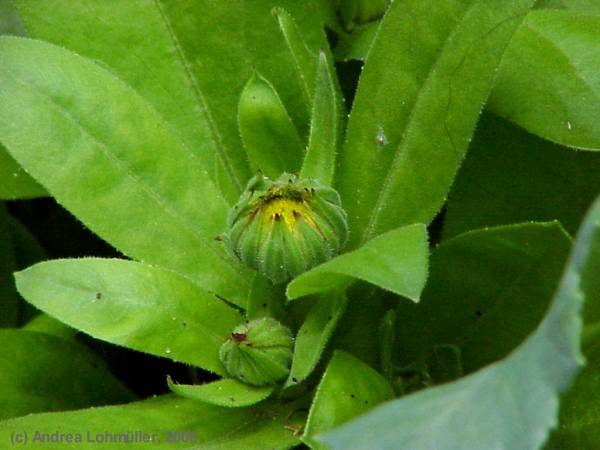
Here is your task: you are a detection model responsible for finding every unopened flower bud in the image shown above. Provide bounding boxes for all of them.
[227,173,348,284]
[219,318,294,386]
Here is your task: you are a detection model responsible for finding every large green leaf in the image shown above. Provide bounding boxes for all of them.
[335,0,538,249]
[395,222,571,375]
[287,224,428,301]
[15,0,327,202]
[0,395,305,449]
[0,0,46,199]
[14,258,244,375]
[489,10,600,151]
[303,350,394,448]
[444,113,600,239]
[0,329,134,420]
[316,197,600,450]
[546,213,600,449]
[0,36,252,306]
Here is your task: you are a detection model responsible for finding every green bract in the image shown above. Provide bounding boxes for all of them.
[227,172,348,284]
[219,318,294,386]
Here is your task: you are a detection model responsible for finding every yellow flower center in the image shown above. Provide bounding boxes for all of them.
[261,198,316,232]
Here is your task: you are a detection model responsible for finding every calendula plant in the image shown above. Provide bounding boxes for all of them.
[1,0,600,449]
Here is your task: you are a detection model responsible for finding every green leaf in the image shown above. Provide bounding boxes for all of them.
[14,258,244,375]
[273,7,317,110]
[303,350,394,446]
[0,36,253,306]
[0,142,46,200]
[395,222,572,375]
[285,289,348,387]
[444,113,600,239]
[22,313,76,340]
[300,51,339,186]
[0,395,305,449]
[489,10,600,151]
[0,329,134,420]
[0,0,26,36]
[316,197,600,450]
[238,73,304,179]
[15,0,328,202]
[287,224,428,301]
[0,2,45,200]
[335,0,538,250]
[167,377,274,408]
[546,209,600,449]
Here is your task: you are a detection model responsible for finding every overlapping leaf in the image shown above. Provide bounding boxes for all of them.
[0,329,134,420]
[317,197,600,450]
[15,258,244,375]
[336,0,538,249]
[287,224,428,301]
[0,395,305,449]
[489,10,600,150]
[0,37,252,305]
[444,114,600,239]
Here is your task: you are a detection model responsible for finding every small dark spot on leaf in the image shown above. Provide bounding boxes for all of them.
[364,400,369,405]
[350,394,355,398]
[182,322,187,327]
[327,315,332,320]
[262,303,267,308]
[229,397,235,402]
[292,377,298,383]
[95,292,102,300]
[214,235,223,241]
[475,310,483,318]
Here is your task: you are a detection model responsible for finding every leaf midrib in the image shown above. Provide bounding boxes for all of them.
[153,0,244,194]
[360,1,476,246]
[0,63,244,285]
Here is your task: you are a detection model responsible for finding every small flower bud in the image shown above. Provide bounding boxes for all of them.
[227,172,348,284]
[219,318,294,386]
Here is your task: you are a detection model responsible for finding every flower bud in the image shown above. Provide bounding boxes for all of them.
[227,173,348,284]
[219,318,294,386]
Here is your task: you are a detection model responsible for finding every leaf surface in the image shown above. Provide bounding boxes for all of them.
[316,197,600,450]
[167,377,273,408]
[336,0,538,249]
[304,350,394,447]
[238,73,304,179]
[287,224,428,301]
[0,395,305,449]
[285,290,348,387]
[489,10,600,150]
[444,114,600,239]
[0,329,134,420]
[14,0,328,201]
[0,36,252,306]
[301,51,339,186]
[395,222,572,374]
[15,258,244,375]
